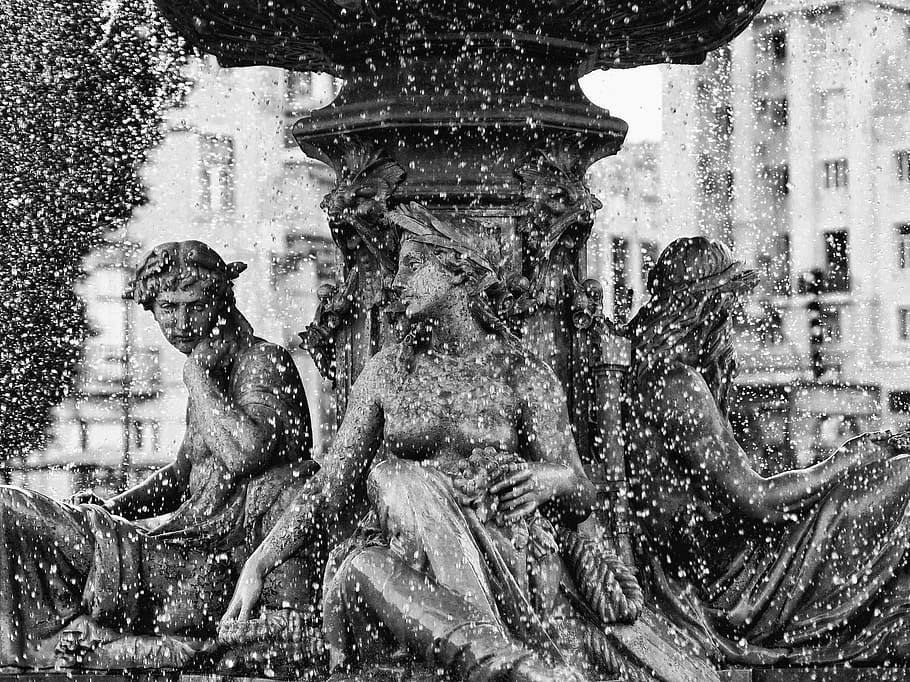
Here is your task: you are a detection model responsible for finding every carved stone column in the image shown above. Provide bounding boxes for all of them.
[296,51,623,451]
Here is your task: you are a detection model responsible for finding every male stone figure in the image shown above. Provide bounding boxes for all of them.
[0,240,320,669]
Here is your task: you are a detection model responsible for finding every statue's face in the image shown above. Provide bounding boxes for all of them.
[151,280,222,355]
[392,240,457,320]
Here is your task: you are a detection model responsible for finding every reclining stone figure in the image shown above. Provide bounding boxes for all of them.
[626,236,910,666]
[0,240,320,669]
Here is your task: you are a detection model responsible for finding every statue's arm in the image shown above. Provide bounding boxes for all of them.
[104,426,192,519]
[220,353,385,623]
[243,351,385,576]
[659,365,886,520]
[496,355,596,524]
[182,345,288,478]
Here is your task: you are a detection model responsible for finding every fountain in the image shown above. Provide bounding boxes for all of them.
[148,2,772,681]
[38,1,910,681]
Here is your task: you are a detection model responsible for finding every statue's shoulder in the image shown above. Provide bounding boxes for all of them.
[358,343,402,382]
[634,359,715,419]
[636,358,698,389]
[232,340,301,386]
[235,339,292,367]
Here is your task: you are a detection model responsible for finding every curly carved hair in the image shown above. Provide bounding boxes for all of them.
[126,240,247,311]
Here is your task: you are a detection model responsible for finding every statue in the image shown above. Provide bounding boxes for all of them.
[220,204,655,682]
[625,236,910,666]
[0,240,321,670]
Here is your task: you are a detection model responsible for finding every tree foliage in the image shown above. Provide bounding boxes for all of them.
[0,0,185,457]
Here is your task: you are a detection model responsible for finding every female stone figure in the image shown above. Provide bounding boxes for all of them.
[626,236,910,665]
[221,204,650,682]
[0,241,319,668]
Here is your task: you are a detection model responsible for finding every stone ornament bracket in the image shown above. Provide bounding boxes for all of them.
[515,146,604,312]
[301,139,405,382]
[320,137,405,297]
[300,269,358,384]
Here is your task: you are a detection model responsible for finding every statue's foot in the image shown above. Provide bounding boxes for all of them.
[511,656,588,682]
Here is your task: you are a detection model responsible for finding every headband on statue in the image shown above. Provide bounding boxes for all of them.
[125,240,247,306]
[387,202,499,276]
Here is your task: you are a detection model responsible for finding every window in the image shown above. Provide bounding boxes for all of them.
[819,88,845,122]
[757,302,785,345]
[757,98,788,127]
[824,230,850,292]
[765,30,787,62]
[896,224,910,269]
[900,308,910,340]
[198,135,234,212]
[823,159,848,189]
[762,164,790,197]
[273,233,336,284]
[697,155,731,198]
[640,240,659,289]
[889,390,910,414]
[896,150,910,183]
[715,104,733,137]
[757,232,791,296]
[611,237,631,321]
[128,419,159,457]
[770,98,788,127]
[818,305,842,343]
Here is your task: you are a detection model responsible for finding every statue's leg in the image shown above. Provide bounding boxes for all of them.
[0,486,95,666]
[323,460,587,681]
[366,458,498,613]
[325,545,583,682]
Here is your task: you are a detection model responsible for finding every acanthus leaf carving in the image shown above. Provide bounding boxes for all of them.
[514,147,603,311]
[305,140,405,384]
[321,138,406,295]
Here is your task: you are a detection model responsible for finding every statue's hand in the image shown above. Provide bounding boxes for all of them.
[188,327,239,377]
[219,559,265,634]
[70,490,107,507]
[837,430,901,472]
[490,462,563,522]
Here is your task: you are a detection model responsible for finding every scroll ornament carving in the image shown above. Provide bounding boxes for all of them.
[514,148,603,310]
[299,269,358,383]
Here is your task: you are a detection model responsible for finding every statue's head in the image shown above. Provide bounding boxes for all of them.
[387,203,515,342]
[630,236,758,413]
[126,240,247,355]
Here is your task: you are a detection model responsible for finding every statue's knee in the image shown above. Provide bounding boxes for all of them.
[367,459,424,508]
[340,547,394,590]
[0,485,25,509]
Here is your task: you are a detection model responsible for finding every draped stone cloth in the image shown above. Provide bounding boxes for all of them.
[0,467,312,669]
[639,456,910,665]
[322,458,641,680]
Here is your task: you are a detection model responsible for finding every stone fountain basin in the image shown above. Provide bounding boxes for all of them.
[156,0,766,73]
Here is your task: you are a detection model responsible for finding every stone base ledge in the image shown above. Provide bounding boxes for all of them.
[720,669,910,682]
[1,668,908,682]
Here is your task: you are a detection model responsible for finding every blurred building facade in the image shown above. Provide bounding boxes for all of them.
[587,142,664,323]
[31,58,339,498]
[661,0,910,468]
